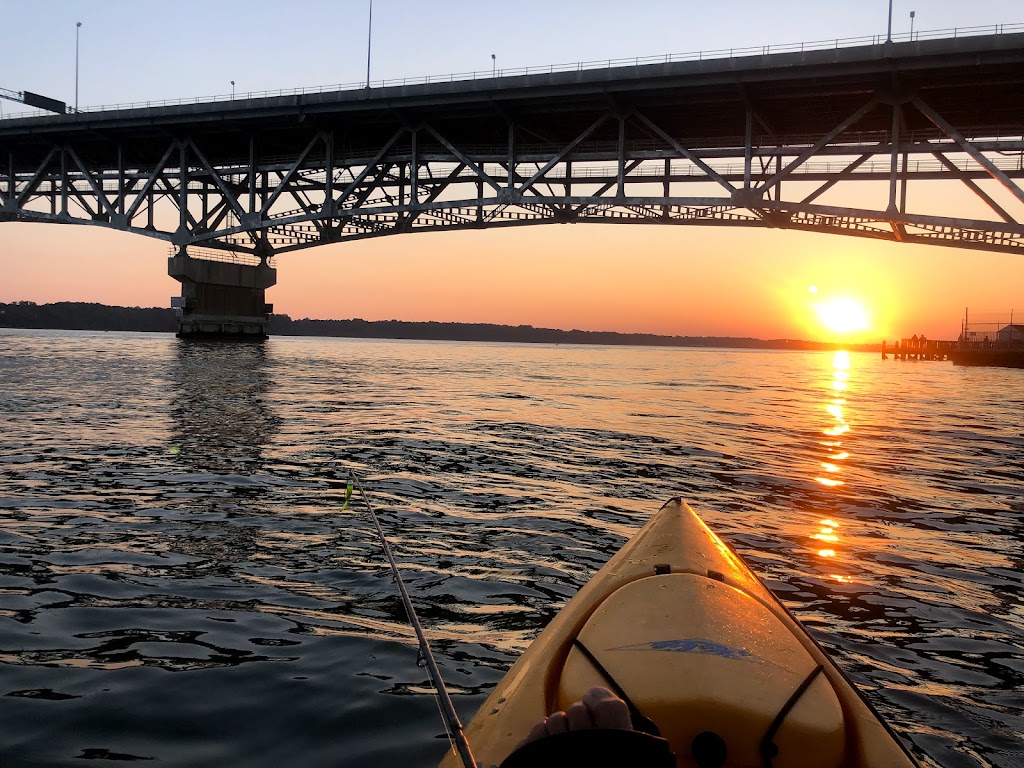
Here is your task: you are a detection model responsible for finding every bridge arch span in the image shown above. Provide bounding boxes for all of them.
[4,32,1024,335]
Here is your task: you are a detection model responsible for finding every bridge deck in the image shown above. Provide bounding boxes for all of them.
[2,32,1024,260]
[3,33,1024,166]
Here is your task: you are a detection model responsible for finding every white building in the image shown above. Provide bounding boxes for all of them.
[996,324,1024,343]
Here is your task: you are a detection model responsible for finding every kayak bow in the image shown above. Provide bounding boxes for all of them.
[440,498,919,768]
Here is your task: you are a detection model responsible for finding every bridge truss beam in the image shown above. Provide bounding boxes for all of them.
[3,93,1024,258]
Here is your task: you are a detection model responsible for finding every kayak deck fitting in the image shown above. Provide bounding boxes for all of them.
[439,498,919,768]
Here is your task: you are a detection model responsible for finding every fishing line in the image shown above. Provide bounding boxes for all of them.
[345,471,478,768]
[430,680,459,756]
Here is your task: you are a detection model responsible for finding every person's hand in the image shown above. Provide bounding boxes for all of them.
[516,687,632,750]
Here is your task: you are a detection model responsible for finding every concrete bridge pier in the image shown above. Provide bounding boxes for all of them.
[168,251,277,340]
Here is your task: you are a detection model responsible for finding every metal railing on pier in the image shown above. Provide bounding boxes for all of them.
[960,311,1023,347]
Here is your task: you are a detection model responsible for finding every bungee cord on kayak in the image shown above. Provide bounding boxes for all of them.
[345,471,479,768]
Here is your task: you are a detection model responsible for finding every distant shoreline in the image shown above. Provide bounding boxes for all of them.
[0,301,881,353]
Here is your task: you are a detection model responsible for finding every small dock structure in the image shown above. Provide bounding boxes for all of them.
[882,338,956,361]
[950,310,1024,367]
[883,310,1024,367]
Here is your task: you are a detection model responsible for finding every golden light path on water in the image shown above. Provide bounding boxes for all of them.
[813,350,852,583]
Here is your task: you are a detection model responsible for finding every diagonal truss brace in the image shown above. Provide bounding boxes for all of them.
[518,115,610,195]
[125,143,176,220]
[189,140,247,221]
[912,95,1024,209]
[424,125,503,194]
[800,154,873,205]
[758,98,879,196]
[632,110,736,195]
[261,134,322,216]
[65,146,117,218]
[15,147,58,208]
[332,128,406,212]
[932,152,1018,224]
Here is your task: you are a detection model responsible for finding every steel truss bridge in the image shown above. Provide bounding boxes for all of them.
[2,31,1024,262]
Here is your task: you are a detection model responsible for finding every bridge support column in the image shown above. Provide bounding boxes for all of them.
[168,253,277,340]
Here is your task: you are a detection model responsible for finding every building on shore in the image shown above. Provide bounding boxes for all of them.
[950,310,1024,368]
[996,324,1024,344]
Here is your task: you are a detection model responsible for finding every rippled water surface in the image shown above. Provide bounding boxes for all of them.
[0,329,1021,767]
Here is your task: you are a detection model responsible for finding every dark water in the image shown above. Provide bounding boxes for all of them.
[0,329,1021,767]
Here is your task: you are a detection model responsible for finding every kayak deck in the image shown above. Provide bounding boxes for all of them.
[439,498,918,768]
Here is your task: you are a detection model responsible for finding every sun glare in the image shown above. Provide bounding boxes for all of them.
[815,298,870,335]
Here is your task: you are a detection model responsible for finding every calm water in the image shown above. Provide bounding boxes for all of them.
[0,329,1021,768]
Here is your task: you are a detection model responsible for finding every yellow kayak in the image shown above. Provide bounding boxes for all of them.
[439,498,919,768]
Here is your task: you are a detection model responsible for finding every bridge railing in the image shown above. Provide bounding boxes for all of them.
[168,245,274,267]
[19,145,1023,206]
[240,129,1023,172]
[2,22,1022,120]
[537,155,1024,179]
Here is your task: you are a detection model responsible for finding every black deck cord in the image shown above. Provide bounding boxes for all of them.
[759,664,825,768]
[571,639,661,736]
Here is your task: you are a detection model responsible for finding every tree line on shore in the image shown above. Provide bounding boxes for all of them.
[0,301,879,352]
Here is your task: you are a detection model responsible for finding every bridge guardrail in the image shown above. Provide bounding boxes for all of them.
[168,245,274,267]
[2,22,1021,120]
[40,150,1024,195]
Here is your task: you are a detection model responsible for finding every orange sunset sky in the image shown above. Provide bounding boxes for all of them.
[4,217,1020,344]
[3,0,1022,344]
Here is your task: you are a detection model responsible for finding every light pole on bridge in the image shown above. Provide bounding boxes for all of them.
[231,80,235,99]
[910,10,916,40]
[75,21,82,112]
[366,0,373,89]
[492,53,496,77]
[886,0,893,42]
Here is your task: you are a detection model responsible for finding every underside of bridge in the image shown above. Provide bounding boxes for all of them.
[2,32,1024,337]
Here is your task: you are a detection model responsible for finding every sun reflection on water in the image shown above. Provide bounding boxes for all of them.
[811,351,856,583]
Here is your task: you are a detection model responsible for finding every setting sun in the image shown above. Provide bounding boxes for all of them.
[815,298,870,335]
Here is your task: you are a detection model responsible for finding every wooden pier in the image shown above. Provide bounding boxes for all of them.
[886,314,1024,367]
[883,338,1024,367]
[882,338,957,361]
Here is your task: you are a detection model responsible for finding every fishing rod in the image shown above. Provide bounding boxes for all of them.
[344,472,478,768]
